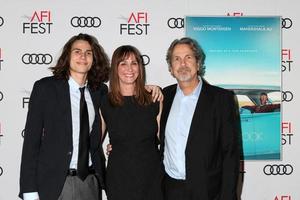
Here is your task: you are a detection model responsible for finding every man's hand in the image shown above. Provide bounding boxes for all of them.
[145,85,163,102]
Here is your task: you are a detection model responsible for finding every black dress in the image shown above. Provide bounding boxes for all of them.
[101,95,163,200]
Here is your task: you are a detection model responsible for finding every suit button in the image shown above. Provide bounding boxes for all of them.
[68,151,72,156]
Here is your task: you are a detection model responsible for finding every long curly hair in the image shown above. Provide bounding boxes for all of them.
[49,33,109,91]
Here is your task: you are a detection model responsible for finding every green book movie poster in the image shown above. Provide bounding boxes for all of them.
[186,16,281,160]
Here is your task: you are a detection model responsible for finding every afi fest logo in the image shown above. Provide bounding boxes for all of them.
[282,122,293,145]
[22,89,31,109]
[274,195,292,200]
[282,49,293,72]
[120,12,149,35]
[23,97,30,109]
[0,48,3,71]
[23,10,53,34]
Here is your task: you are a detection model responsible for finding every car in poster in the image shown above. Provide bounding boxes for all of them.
[219,85,281,160]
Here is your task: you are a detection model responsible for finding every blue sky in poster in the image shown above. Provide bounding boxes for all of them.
[186,17,281,86]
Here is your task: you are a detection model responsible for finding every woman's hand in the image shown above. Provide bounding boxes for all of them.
[106,144,112,155]
[145,85,163,102]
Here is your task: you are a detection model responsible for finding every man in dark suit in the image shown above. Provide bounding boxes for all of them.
[19,33,110,200]
[160,37,240,200]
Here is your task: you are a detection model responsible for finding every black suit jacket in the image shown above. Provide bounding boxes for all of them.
[19,76,107,200]
[160,80,240,200]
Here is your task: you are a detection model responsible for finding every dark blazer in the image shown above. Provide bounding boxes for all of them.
[160,80,240,200]
[19,76,107,200]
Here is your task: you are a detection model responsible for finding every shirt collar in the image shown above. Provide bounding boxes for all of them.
[68,76,88,92]
[176,78,202,98]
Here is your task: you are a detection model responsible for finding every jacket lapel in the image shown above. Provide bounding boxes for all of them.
[160,84,177,153]
[89,89,98,114]
[163,86,177,123]
[56,79,73,145]
[185,81,213,149]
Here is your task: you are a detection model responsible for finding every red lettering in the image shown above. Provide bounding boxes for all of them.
[282,49,291,60]
[30,11,51,22]
[282,122,292,133]
[274,195,292,200]
[128,12,148,23]
[137,12,147,23]
[128,12,138,23]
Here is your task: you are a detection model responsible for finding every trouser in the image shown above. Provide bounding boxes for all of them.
[163,173,190,200]
[58,174,101,200]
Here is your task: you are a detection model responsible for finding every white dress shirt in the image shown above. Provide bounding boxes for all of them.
[164,79,202,180]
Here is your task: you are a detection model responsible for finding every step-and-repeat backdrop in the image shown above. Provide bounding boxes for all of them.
[0,0,298,199]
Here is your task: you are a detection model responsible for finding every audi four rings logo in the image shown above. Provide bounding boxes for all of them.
[0,166,3,176]
[0,16,4,27]
[71,16,101,28]
[263,164,293,175]
[22,53,53,65]
[142,55,150,66]
[167,18,184,29]
[282,91,293,102]
[282,18,292,29]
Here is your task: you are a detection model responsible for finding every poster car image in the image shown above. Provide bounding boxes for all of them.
[221,85,281,160]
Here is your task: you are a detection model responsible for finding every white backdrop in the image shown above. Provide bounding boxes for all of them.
[0,0,299,199]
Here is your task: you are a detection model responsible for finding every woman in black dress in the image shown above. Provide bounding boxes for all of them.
[100,45,163,200]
